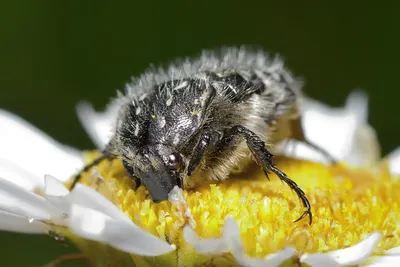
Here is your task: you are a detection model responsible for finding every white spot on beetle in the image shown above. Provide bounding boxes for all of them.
[173,134,180,145]
[158,116,166,128]
[135,106,141,115]
[194,98,199,105]
[117,119,124,129]
[199,88,211,107]
[227,83,237,94]
[166,91,173,106]
[139,93,148,101]
[134,122,140,136]
[173,81,188,91]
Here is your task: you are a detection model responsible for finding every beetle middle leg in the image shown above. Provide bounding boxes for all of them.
[226,125,312,225]
[186,131,222,177]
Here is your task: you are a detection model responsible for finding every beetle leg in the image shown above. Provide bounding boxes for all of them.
[187,133,211,176]
[227,125,312,225]
[186,131,222,177]
[122,160,142,190]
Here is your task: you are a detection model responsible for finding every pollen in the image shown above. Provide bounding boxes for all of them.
[77,151,400,259]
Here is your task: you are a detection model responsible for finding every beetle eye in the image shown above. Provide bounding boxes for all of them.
[166,152,184,172]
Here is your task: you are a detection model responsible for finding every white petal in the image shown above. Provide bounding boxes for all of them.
[76,101,118,149]
[44,177,175,256]
[388,147,400,176]
[262,248,297,267]
[184,216,295,267]
[234,246,296,267]
[386,246,400,255]
[342,91,380,165]
[68,204,175,256]
[300,253,342,267]
[277,90,380,167]
[183,225,228,254]
[223,217,296,267]
[223,217,245,258]
[0,177,61,220]
[0,210,49,234]
[234,248,296,267]
[43,175,74,212]
[67,184,132,223]
[277,95,358,163]
[344,90,368,122]
[44,174,70,197]
[300,94,360,160]
[326,232,381,265]
[44,176,131,223]
[276,140,331,165]
[0,109,83,189]
[0,157,39,191]
[365,256,400,267]
[300,233,381,266]
[346,124,380,166]
[44,175,135,225]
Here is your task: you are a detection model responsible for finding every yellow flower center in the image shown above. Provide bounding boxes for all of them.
[70,151,400,264]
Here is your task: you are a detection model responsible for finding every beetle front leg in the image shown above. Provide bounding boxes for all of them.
[122,160,142,190]
[226,125,312,225]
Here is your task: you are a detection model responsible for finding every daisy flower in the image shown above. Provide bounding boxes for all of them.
[0,90,399,267]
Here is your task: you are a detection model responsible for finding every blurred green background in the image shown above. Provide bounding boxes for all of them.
[0,1,399,266]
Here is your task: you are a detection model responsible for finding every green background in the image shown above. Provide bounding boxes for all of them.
[0,1,399,266]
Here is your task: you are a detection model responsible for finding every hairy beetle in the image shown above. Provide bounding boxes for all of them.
[71,47,335,224]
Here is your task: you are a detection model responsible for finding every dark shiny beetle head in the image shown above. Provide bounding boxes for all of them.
[121,146,185,202]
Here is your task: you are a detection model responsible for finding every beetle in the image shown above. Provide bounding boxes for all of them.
[70,47,335,224]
